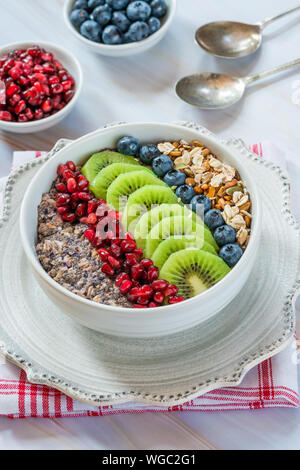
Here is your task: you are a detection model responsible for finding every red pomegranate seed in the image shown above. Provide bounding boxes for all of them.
[140,258,153,269]
[56,193,71,206]
[64,90,74,102]
[41,52,53,62]
[78,179,89,191]
[57,164,67,176]
[62,169,75,180]
[131,264,144,280]
[137,296,150,306]
[66,161,76,171]
[87,200,97,214]
[54,60,63,70]
[120,240,136,253]
[33,64,43,73]
[152,280,169,291]
[133,248,143,259]
[62,212,76,223]
[84,228,95,243]
[34,108,43,120]
[33,81,44,94]
[25,107,34,120]
[34,72,48,83]
[115,273,130,287]
[56,182,67,193]
[125,253,138,266]
[101,263,115,277]
[107,256,121,270]
[42,98,52,113]
[50,83,63,94]
[52,95,61,109]
[137,285,153,298]
[6,82,20,97]
[133,304,146,309]
[153,292,165,304]
[49,75,60,85]
[75,203,86,217]
[148,302,159,308]
[43,62,55,74]
[78,192,92,201]
[110,243,122,258]
[87,213,97,225]
[119,280,133,295]
[67,177,77,193]
[62,80,72,91]
[18,113,28,122]
[56,206,68,215]
[0,111,13,121]
[3,58,14,72]
[18,75,30,86]
[127,287,140,302]
[9,66,22,80]
[98,248,110,261]
[164,285,178,297]
[80,216,89,225]
[168,296,185,304]
[27,46,41,57]
[147,266,159,282]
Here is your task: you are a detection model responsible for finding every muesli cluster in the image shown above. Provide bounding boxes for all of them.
[157,139,251,249]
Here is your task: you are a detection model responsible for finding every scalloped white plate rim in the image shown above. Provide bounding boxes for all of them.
[0,120,299,408]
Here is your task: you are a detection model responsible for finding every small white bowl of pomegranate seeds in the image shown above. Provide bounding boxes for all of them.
[0,41,83,133]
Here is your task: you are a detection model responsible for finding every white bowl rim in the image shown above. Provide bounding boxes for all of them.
[20,121,261,315]
[0,40,83,130]
[63,0,177,52]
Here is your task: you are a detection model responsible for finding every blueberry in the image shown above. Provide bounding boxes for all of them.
[88,0,105,10]
[112,11,130,32]
[124,32,133,43]
[152,155,173,177]
[127,1,151,21]
[73,0,88,10]
[80,20,102,41]
[163,170,186,187]
[204,209,224,230]
[148,16,161,34]
[150,0,167,18]
[139,144,161,164]
[219,244,243,267]
[175,184,195,204]
[93,4,112,26]
[106,0,130,9]
[117,136,140,156]
[127,21,150,41]
[190,195,212,215]
[70,9,89,28]
[214,225,236,247]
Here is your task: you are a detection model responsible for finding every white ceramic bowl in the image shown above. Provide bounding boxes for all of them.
[64,0,176,57]
[20,122,261,337]
[0,41,83,133]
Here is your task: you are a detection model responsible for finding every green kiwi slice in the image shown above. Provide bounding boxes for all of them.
[81,150,139,182]
[151,237,217,271]
[123,185,178,233]
[144,215,216,258]
[160,249,230,298]
[89,163,153,199]
[106,170,166,211]
[134,203,202,249]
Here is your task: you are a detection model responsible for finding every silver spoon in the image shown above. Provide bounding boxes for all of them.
[195,5,300,59]
[176,58,300,109]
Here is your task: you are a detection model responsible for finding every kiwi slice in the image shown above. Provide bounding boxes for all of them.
[123,185,178,233]
[151,236,217,271]
[107,171,167,211]
[160,249,230,298]
[134,203,202,249]
[81,150,139,182]
[144,215,216,258]
[90,163,153,199]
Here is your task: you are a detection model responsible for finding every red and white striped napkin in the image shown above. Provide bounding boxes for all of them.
[0,143,298,418]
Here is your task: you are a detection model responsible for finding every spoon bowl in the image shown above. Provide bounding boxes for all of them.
[176,73,246,109]
[195,21,262,59]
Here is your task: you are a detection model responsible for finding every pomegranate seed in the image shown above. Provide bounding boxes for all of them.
[41,52,53,62]
[101,263,115,277]
[57,164,67,176]
[34,108,43,120]
[49,75,60,85]
[25,107,34,120]
[152,280,169,292]
[107,256,121,270]
[87,200,97,214]
[50,83,63,94]
[147,266,159,282]
[66,161,76,171]
[120,240,136,253]
[80,216,89,225]
[168,296,185,304]
[62,212,76,223]
[56,193,71,206]
[42,98,52,113]
[131,264,144,280]
[3,59,15,72]
[87,213,97,225]
[67,177,77,193]
[56,206,68,215]
[6,82,20,97]
[52,95,61,109]
[34,72,47,83]
[148,302,159,308]
[64,90,74,102]
[164,285,178,297]
[83,228,94,242]
[24,85,40,100]
[125,253,138,266]
[78,192,92,201]
[137,296,150,306]
[9,66,22,80]
[56,182,67,193]
[115,273,130,287]
[62,80,72,91]
[78,179,89,191]
[98,248,110,261]
[42,84,50,96]
[54,60,63,70]
[62,169,75,180]
[153,292,165,304]
[33,81,44,94]
[140,258,153,269]
[33,64,43,73]
[119,280,133,295]
[137,285,153,297]
[133,304,146,308]
[0,111,13,121]
[43,62,55,74]
[133,248,143,259]
[127,287,140,302]
[110,243,122,258]
[75,203,86,217]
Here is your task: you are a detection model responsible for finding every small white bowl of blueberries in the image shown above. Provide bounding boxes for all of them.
[64,0,176,57]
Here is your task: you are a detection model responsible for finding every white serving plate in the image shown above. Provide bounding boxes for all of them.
[0,122,299,407]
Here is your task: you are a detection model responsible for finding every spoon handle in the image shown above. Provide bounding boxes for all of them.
[258,5,300,29]
[245,58,300,85]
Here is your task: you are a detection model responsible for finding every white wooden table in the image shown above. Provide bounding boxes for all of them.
[0,0,300,450]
